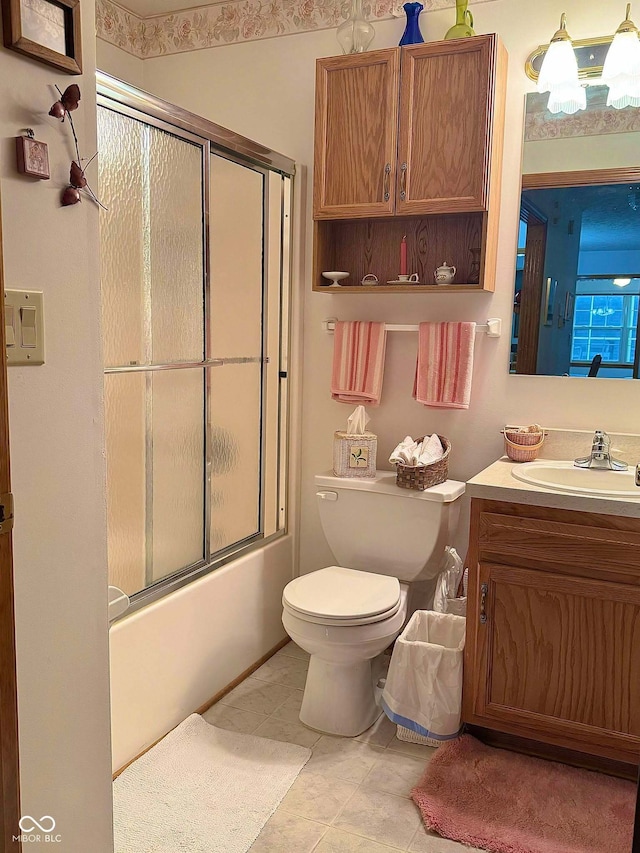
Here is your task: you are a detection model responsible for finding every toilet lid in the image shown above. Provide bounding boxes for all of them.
[283,566,400,621]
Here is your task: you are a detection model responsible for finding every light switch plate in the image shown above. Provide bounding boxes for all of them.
[5,290,44,366]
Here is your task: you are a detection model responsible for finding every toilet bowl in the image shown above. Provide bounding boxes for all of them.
[282,472,464,737]
[283,566,409,736]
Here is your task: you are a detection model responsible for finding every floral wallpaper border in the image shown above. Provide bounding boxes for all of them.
[96,0,498,57]
[525,89,640,141]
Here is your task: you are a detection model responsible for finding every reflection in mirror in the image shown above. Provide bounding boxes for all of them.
[511,87,640,378]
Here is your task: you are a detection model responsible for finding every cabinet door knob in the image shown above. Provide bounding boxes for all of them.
[480,582,488,624]
[400,162,407,201]
[383,163,391,202]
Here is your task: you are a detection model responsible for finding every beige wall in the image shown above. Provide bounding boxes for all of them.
[3,4,113,851]
[102,0,638,581]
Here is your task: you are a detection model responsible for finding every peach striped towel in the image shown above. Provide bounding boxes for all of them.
[331,321,387,406]
[413,322,476,409]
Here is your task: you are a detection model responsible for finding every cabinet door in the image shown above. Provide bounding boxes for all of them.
[397,36,498,215]
[314,49,400,220]
[470,562,640,761]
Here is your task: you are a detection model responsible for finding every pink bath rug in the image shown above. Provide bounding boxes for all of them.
[411,734,635,853]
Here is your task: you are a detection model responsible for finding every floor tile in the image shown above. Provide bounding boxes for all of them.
[248,809,327,853]
[271,689,305,723]
[253,654,309,689]
[314,826,401,852]
[279,771,358,824]
[364,750,428,798]
[303,735,384,784]
[201,703,268,734]
[387,736,439,760]
[219,676,295,716]
[276,641,310,660]
[253,716,322,749]
[408,823,484,853]
[354,713,397,748]
[334,787,422,850]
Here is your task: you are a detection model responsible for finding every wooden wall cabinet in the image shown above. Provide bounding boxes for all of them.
[312,35,507,293]
[464,499,640,767]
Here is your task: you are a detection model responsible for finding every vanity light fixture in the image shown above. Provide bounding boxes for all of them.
[536,13,586,114]
[613,278,632,286]
[602,4,640,108]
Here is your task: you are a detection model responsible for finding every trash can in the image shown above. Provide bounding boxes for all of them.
[381,610,465,747]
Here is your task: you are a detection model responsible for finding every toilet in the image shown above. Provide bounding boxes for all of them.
[282,471,465,737]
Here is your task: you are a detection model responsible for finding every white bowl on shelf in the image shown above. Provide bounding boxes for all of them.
[322,271,349,287]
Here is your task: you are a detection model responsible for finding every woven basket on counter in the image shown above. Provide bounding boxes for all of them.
[395,435,450,491]
[501,425,546,463]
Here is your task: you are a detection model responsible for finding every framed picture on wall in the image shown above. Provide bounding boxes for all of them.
[1,0,82,74]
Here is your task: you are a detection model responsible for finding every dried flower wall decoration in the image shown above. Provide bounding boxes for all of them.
[49,84,106,209]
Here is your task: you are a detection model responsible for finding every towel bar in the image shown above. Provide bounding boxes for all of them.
[322,318,502,338]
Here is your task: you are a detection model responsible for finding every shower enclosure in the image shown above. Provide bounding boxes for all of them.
[96,73,294,611]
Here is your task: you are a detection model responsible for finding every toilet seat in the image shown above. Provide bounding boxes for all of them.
[283,566,401,627]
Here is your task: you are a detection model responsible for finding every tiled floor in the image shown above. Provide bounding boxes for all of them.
[203,643,483,853]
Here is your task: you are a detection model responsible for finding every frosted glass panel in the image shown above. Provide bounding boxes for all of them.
[104,373,146,596]
[98,107,204,367]
[151,369,205,581]
[150,133,204,364]
[210,364,261,552]
[210,156,264,358]
[98,108,146,368]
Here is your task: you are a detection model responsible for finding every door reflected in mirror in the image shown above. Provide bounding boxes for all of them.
[511,87,640,378]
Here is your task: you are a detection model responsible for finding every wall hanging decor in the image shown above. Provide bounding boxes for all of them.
[15,129,50,179]
[444,0,476,39]
[49,84,106,208]
[2,0,82,74]
[399,2,424,46]
[336,0,375,54]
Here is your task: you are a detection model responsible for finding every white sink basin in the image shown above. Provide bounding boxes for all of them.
[512,460,640,498]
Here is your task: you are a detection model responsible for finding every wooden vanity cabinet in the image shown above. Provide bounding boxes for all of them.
[463,499,640,766]
[312,35,507,292]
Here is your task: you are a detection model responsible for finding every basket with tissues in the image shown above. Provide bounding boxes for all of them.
[390,434,450,490]
[501,424,546,462]
[333,406,377,478]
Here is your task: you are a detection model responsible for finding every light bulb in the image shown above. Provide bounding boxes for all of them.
[602,5,640,109]
[614,278,632,286]
[537,14,586,115]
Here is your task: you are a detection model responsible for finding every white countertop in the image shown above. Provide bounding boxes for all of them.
[467,456,640,519]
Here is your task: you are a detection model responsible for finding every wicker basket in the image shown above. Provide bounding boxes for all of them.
[502,425,546,463]
[395,435,450,491]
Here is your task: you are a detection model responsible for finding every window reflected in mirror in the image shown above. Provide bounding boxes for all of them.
[511,87,640,378]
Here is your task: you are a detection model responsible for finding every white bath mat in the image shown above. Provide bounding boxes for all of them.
[113,713,310,853]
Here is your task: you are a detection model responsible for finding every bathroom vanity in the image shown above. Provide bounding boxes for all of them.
[463,454,640,774]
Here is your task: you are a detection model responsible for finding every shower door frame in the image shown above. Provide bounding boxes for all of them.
[97,72,295,612]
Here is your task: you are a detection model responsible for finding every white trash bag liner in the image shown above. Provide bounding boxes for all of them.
[381,610,465,745]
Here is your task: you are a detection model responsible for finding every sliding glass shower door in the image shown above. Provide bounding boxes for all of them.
[97,83,292,607]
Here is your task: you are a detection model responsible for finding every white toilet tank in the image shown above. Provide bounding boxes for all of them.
[315,472,464,582]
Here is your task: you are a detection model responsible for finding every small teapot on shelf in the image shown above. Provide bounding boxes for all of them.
[434,261,456,284]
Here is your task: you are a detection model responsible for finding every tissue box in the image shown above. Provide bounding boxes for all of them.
[333,431,377,478]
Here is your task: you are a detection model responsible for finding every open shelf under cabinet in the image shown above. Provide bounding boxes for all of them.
[313,212,494,293]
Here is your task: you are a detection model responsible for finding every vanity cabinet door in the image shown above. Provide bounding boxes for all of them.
[313,49,400,219]
[396,35,502,215]
[469,561,640,763]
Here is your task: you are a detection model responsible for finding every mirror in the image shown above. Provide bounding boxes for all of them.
[511,86,640,378]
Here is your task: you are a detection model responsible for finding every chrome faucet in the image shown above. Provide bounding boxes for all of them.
[574,430,628,471]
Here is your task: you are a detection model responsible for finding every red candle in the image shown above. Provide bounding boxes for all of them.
[400,235,407,276]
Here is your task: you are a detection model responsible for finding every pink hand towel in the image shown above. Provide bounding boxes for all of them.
[331,321,387,406]
[413,322,476,409]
